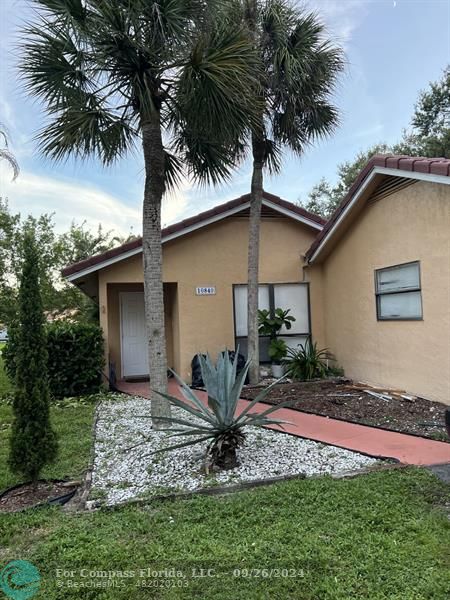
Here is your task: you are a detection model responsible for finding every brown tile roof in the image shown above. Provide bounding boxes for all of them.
[305,154,450,262]
[62,191,325,278]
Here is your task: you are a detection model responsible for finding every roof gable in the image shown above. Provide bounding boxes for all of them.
[63,191,325,281]
[306,155,450,264]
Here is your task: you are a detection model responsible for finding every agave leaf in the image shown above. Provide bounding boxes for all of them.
[144,415,212,432]
[235,375,287,424]
[243,415,291,428]
[207,393,226,424]
[226,359,251,423]
[169,369,215,419]
[152,389,216,425]
[152,434,213,454]
[166,428,218,438]
[243,399,296,424]
[199,353,221,407]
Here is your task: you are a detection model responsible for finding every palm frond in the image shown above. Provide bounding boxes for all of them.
[20,22,92,109]
[170,23,260,183]
[164,150,184,191]
[0,149,20,181]
[253,0,345,164]
[34,0,85,18]
[21,0,261,182]
[37,103,136,164]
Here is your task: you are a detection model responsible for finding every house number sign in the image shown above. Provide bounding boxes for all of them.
[196,286,216,296]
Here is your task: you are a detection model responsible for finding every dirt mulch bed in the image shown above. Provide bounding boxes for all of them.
[240,379,450,442]
[0,480,78,513]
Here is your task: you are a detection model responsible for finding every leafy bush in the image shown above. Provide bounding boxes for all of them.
[257,308,295,338]
[268,338,288,364]
[5,321,104,398]
[152,351,291,470]
[284,339,332,381]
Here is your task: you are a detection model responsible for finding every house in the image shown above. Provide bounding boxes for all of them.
[305,155,450,405]
[62,155,450,405]
[62,192,324,383]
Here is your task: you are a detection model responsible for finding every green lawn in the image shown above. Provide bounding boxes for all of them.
[1,387,449,599]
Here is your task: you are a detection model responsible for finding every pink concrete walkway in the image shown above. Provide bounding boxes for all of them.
[116,380,450,467]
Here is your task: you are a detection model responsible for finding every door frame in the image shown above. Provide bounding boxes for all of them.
[119,291,148,378]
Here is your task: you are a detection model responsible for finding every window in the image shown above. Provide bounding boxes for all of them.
[375,262,422,320]
[233,283,310,361]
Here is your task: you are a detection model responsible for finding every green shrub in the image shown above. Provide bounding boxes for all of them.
[9,231,58,482]
[268,338,288,364]
[327,363,345,377]
[5,321,104,398]
[284,339,332,381]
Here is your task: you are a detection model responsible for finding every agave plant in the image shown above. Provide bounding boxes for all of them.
[152,351,292,470]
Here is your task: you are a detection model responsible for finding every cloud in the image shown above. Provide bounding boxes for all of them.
[304,0,370,47]
[0,164,208,236]
[0,166,141,236]
[161,177,192,227]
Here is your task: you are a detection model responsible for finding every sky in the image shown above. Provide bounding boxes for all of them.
[0,0,449,237]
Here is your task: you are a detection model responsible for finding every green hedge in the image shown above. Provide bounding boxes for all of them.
[4,322,104,398]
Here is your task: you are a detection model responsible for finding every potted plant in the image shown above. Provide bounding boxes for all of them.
[258,307,296,377]
[268,338,288,378]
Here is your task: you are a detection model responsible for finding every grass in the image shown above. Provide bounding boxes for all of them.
[0,469,449,598]
[0,342,12,397]
[0,396,97,491]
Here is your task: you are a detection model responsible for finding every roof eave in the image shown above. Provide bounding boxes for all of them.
[64,195,324,282]
[307,166,450,265]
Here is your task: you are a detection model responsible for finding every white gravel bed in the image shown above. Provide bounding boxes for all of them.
[90,395,379,506]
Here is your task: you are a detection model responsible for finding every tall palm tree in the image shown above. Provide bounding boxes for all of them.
[0,124,19,180]
[242,0,345,383]
[21,0,259,425]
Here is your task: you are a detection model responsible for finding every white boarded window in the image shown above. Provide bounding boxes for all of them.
[274,284,309,334]
[375,262,422,320]
[234,285,270,337]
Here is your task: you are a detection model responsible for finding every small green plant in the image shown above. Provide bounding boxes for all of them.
[284,339,332,381]
[150,351,292,470]
[268,338,288,365]
[258,308,296,338]
[327,363,345,377]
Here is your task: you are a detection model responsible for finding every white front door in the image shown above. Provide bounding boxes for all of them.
[120,292,149,377]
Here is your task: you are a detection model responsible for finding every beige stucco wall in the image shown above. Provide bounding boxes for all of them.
[307,180,450,404]
[98,216,318,381]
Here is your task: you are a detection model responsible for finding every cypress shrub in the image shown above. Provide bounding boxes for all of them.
[9,232,58,482]
[4,321,104,398]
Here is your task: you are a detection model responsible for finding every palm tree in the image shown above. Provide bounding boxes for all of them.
[0,124,19,180]
[242,0,345,384]
[21,0,259,425]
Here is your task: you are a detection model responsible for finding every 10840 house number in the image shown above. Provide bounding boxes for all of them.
[195,286,216,296]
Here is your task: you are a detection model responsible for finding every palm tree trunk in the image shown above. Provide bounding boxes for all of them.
[247,135,265,384]
[142,112,170,427]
